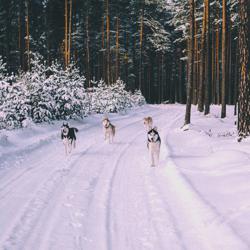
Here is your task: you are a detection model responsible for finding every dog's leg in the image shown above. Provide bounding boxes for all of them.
[153,152,158,167]
[73,139,76,149]
[151,152,155,167]
[65,143,67,155]
[68,140,72,153]
[149,146,155,167]
[156,149,160,166]
[154,147,160,166]
[63,139,68,155]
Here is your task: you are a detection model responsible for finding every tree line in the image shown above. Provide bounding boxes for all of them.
[0,0,249,137]
[176,0,249,139]
[0,0,177,104]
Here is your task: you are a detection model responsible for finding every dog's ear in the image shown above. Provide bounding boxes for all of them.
[153,126,158,131]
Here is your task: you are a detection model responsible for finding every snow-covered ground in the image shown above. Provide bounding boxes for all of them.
[0,104,249,250]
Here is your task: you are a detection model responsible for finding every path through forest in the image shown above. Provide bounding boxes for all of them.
[0,105,249,250]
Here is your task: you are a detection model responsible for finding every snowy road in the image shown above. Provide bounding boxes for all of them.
[0,105,249,250]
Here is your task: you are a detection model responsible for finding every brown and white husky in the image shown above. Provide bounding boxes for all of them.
[143,116,153,131]
[102,117,116,143]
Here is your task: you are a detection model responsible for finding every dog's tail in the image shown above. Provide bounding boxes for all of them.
[73,128,79,133]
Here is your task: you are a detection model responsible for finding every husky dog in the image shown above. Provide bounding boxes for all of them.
[143,116,153,131]
[61,123,78,155]
[147,127,161,167]
[102,117,115,143]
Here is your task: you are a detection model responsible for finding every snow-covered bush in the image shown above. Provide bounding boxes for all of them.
[50,62,88,120]
[89,79,107,113]
[109,79,133,112]
[90,79,145,113]
[0,57,27,129]
[23,52,54,123]
[0,54,146,130]
[130,89,146,106]
[0,81,30,129]
[90,79,131,113]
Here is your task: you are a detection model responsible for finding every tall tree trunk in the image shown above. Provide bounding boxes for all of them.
[211,18,216,104]
[221,0,227,118]
[234,41,239,115]
[193,18,198,104]
[86,14,90,87]
[124,30,129,85]
[115,17,120,81]
[139,0,145,91]
[101,16,105,81]
[106,0,110,85]
[64,0,68,68]
[25,0,30,71]
[215,3,220,104]
[178,48,184,103]
[198,4,207,112]
[204,0,211,115]
[185,0,195,125]
[238,0,250,139]
[19,0,25,70]
[227,15,232,104]
[45,3,50,65]
[68,0,72,65]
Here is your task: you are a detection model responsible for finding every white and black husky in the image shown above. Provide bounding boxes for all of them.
[147,127,161,167]
[61,123,78,155]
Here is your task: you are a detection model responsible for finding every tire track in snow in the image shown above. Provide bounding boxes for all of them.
[0,106,160,195]
[0,117,109,248]
[132,111,185,250]
[1,107,162,250]
[82,111,163,249]
[64,108,165,250]
[103,110,182,250]
[105,129,145,250]
[1,142,96,250]
[0,110,150,204]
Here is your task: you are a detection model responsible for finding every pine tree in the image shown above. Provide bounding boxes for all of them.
[184,0,195,125]
[238,0,250,139]
[221,0,227,118]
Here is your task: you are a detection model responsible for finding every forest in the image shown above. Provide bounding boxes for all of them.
[0,0,249,138]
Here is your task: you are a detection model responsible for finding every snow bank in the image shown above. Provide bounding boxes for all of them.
[165,105,250,246]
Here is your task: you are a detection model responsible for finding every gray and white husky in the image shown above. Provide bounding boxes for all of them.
[147,127,161,167]
[102,117,116,143]
[61,123,78,155]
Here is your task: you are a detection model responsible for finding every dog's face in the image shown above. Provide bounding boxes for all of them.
[102,118,110,128]
[147,128,160,143]
[61,123,69,135]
